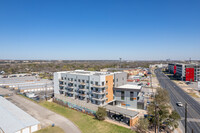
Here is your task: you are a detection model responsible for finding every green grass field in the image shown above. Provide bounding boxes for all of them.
[35,126,64,133]
[39,101,135,133]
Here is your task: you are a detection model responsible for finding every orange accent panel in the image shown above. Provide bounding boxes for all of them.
[106,75,114,103]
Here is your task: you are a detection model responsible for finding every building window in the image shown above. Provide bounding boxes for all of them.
[71,78,73,81]
[121,91,124,100]
[130,92,133,101]
[106,81,108,84]
[95,82,98,86]
[87,80,89,83]
[87,86,89,89]
[61,77,63,80]
[82,80,85,83]
[102,82,104,86]
[78,79,80,82]
[91,81,93,84]
[116,78,118,82]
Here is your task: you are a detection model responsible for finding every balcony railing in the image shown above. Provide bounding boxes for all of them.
[92,97,107,101]
[91,91,107,95]
[59,79,64,82]
[92,84,107,88]
[79,94,86,97]
[78,88,87,91]
[67,91,74,94]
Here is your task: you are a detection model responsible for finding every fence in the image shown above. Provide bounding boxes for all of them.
[53,98,96,116]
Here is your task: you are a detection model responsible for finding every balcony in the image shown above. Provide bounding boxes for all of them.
[59,79,64,82]
[68,80,73,83]
[92,97,107,101]
[92,84,107,88]
[91,91,107,95]
[59,90,64,94]
[67,86,74,89]
[59,86,64,90]
[78,88,87,91]
[67,91,74,94]
[67,88,74,92]
[79,93,86,97]
[80,82,86,85]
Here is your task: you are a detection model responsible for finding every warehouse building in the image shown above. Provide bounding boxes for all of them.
[168,63,200,81]
[0,76,53,93]
[0,96,40,133]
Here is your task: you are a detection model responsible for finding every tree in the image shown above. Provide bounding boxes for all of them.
[147,88,180,131]
[154,88,170,105]
[96,107,107,120]
[136,118,149,133]
[167,110,181,131]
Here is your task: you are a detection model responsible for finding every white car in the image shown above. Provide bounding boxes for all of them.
[176,102,183,107]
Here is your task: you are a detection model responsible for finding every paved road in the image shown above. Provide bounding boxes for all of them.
[0,88,81,133]
[155,69,200,133]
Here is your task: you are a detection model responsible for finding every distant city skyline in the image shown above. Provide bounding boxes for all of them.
[0,0,200,60]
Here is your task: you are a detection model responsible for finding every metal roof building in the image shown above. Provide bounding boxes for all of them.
[0,96,40,133]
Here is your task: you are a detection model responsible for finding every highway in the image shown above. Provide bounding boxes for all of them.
[155,69,200,133]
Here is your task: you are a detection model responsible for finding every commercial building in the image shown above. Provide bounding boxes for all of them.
[0,96,40,133]
[54,70,127,106]
[0,76,53,93]
[168,63,200,81]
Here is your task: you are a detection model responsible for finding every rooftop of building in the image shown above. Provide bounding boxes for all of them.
[0,96,40,133]
[105,105,139,118]
[57,70,123,76]
[18,83,53,90]
[115,84,142,90]
[0,76,52,86]
[168,63,200,66]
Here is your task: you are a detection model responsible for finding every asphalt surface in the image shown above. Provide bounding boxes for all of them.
[155,69,200,133]
[0,88,81,133]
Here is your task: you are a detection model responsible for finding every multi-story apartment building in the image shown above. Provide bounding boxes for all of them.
[168,63,200,81]
[54,70,127,106]
[114,84,143,109]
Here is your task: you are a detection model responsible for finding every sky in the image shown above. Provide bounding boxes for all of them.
[0,0,200,60]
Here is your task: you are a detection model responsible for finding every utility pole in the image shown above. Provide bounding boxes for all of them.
[185,103,187,133]
[155,103,157,133]
[157,108,159,133]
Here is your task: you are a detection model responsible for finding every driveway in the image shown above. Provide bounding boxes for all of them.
[1,88,81,133]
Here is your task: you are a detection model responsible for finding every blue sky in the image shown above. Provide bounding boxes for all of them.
[0,0,200,60]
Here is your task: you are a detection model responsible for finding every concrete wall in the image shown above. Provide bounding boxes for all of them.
[53,72,61,94]
[114,72,127,87]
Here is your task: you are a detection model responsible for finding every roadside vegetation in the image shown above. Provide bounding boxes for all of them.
[39,101,134,133]
[146,88,181,132]
[136,88,180,132]
[35,126,64,133]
